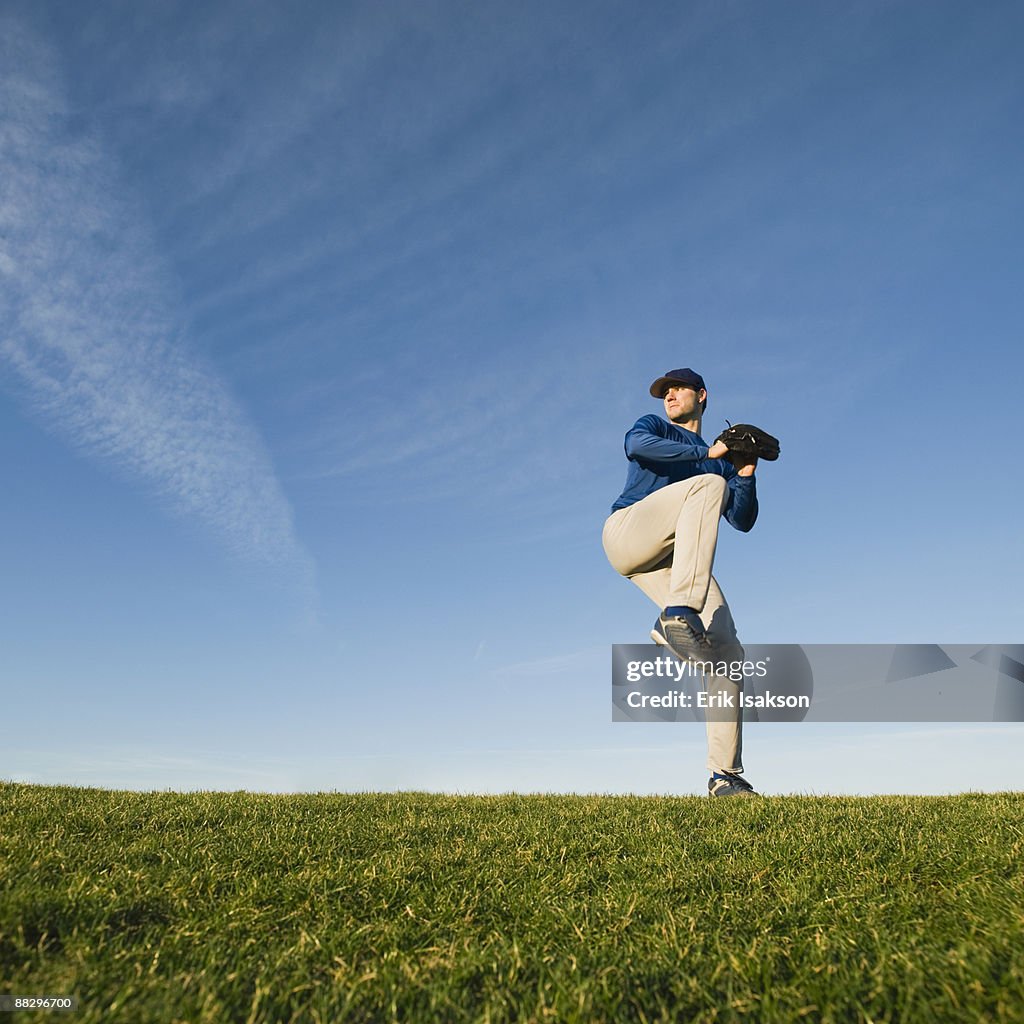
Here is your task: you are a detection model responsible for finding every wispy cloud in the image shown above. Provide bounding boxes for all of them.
[0,18,313,584]
[2,747,297,793]
[489,646,606,679]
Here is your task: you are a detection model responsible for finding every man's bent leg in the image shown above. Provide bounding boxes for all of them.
[602,475,729,613]
[626,560,672,609]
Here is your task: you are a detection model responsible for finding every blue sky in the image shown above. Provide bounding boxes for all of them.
[2,0,1022,795]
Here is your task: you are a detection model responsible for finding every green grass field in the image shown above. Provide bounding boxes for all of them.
[1,784,1022,1023]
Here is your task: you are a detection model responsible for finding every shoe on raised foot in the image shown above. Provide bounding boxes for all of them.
[658,610,713,663]
[651,618,668,645]
[708,772,758,798]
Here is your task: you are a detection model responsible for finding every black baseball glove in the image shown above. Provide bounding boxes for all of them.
[714,422,781,462]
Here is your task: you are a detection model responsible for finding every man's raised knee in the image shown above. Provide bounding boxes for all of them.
[701,473,729,506]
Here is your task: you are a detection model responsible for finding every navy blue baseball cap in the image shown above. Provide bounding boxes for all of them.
[649,368,707,400]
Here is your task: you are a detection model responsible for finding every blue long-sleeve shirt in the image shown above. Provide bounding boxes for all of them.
[610,414,758,532]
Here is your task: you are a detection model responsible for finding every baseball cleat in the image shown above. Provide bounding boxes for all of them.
[651,618,668,645]
[708,772,758,797]
[657,610,713,663]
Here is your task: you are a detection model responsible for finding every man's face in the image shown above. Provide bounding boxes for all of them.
[663,383,705,422]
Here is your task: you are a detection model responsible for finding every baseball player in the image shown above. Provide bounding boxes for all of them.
[602,368,774,797]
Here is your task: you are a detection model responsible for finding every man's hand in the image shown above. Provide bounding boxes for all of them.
[708,438,757,474]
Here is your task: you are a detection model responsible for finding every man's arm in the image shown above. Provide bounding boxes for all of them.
[624,414,757,528]
[722,469,758,532]
[624,415,709,462]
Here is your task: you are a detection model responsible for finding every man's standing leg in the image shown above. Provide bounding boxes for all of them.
[699,577,744,777]
[624,568,744,777]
